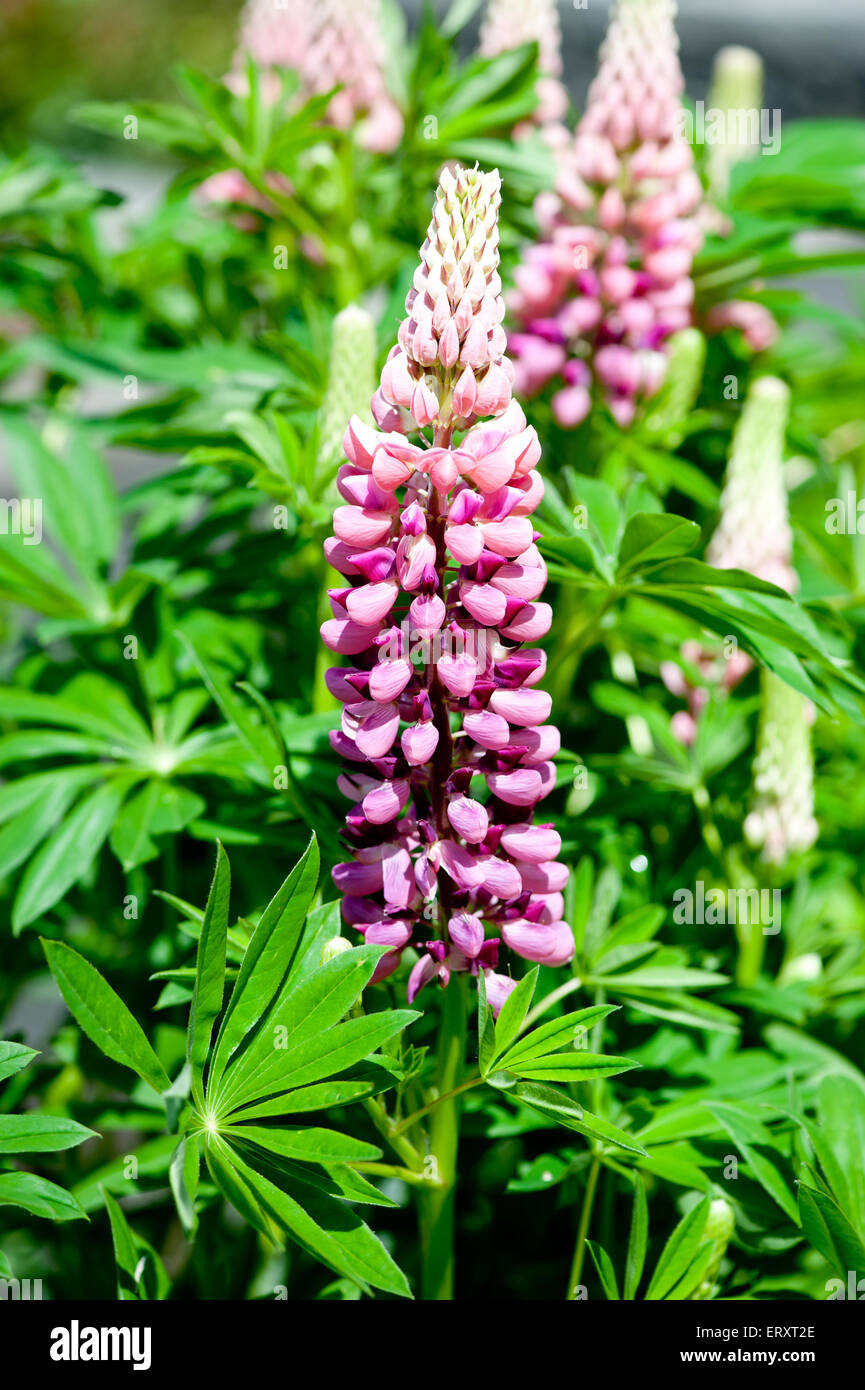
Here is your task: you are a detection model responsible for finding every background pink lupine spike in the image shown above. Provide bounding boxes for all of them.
[323,165,572,1012]
[228,0,403,152]
[507,0,703,426]
[478,0,569,127]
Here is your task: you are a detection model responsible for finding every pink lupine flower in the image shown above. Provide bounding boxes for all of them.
[479,0,569,129]
[508,0,703,425]
[322,166,573,1013]
[228,0,403,153]
[706,300,779,353]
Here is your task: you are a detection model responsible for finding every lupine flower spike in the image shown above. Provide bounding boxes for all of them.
[661,375,795,744]
[703,46,778,350]
[744,670,818,864]
[706,45,765,202]
[318,305,378,467]
[508,0,703,427]
[479,0,569,129]
[228,0,403,152]
[321,166,572,1015]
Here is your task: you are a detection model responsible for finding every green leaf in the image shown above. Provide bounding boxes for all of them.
[624,1173,649,1300]
[13,777,134,931]
[815,1076,865,1237]
[506,1051,637,1083]
[222,1009,418,1111]
[0,1172,87,1222]
[102,1188,143,1301]
[206,1136,412,1297]
[646,1196,710,1300]
[798,1185,865,1280]
[587,1241,620,1300]
[0,1114,97,1153]
[617,513,701,575]
[188,843,231,1107]
[707,1103,799,1223]
[477,969,496,1076]
[216,945,396,1112]
[179,632,282,779]
[109,781,163,870]
[169,1135,200,1237]
[42,939,170,1093]
[223,1080,374,1122]
[491,967,538,1062]
[228,1125,381,1165]
[512,1083,647,1154]
[208,835,319,1095]
[0,1041,38,1083]
[499,1004,619,1068]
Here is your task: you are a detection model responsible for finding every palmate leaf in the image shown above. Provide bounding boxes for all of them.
[211,941,409,1114]
[40,837,417,1294]
[13,776,137,932]
[205,1137,411,1298]
[206,835,319,1095]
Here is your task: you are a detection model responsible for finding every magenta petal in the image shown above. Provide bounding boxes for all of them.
[408,952,441,1004]
[369,658,413,702]
[345,580,398,626]
[332,860,384,894]
[409,593,446,636]
[517,860,570,893]
[365,919,413,949]
[362,779,410,825]
[354,702,400,759]
[447,795,490,844]
[486,768,543,806]
[401,721,439,765]
[438,653,478,698]
[463,710,511,749]
[448,911,485,958]
[502,918,575,966]
[381,844,415,908]
[500,824,562,864]
[488,688,553,727]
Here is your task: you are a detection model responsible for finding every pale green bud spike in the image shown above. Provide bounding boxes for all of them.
[707,376,795,593]
[707,44,765,199]
[644,328,706,441]
[318,304,377,467]
[744,671,818,865]
[691,1198,735,1300]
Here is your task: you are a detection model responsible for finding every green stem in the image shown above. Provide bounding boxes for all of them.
[567,1153,601,1300]
[391,1074,482,1135]
[418,976,468,1300]
[363,1097,423,1172]
[352,1162,440,1189]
